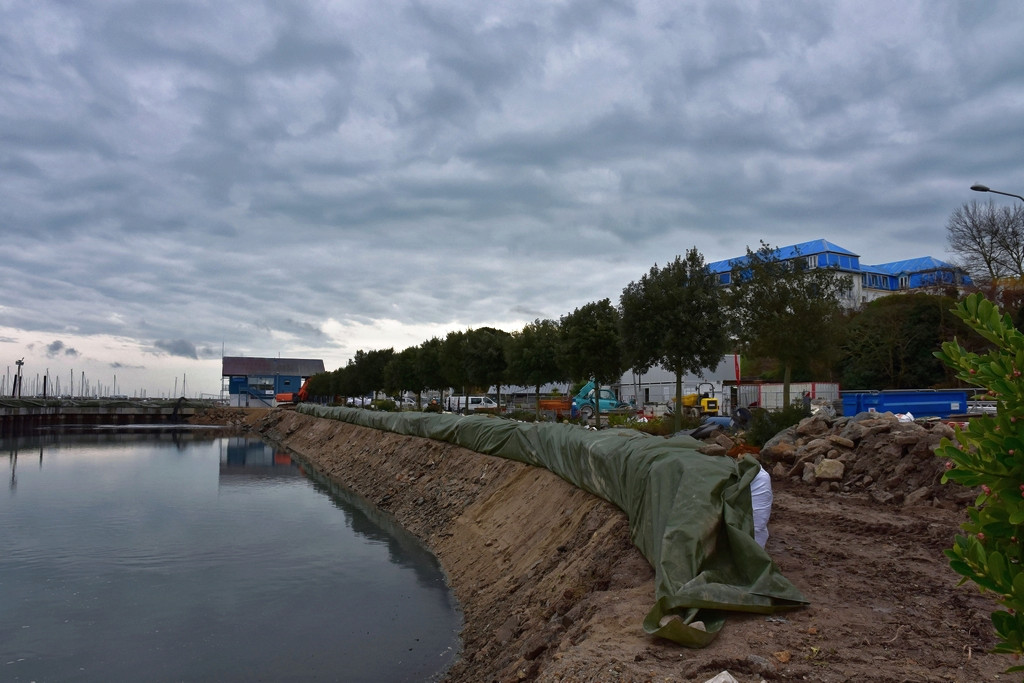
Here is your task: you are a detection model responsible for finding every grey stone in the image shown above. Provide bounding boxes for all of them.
[795,416,831,436]
[903,486,932,507]
[870,489,895,505]
[829,434,855,449]
[814,458,845,481]
[712,433,736,450]
[761,440,797,463]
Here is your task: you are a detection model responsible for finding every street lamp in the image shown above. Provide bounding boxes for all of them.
[971,183,1024,203]
[13,358,23,398]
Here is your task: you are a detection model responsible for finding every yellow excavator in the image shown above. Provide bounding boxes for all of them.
[677,382,719,418]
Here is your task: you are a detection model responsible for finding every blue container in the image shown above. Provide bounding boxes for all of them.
[841,390,969,419]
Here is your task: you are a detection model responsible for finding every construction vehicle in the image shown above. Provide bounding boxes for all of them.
[574,380,632,420]
[537,394,572,418]
[534,381,633,420]
[676,382,719,418]
[275,377,312,405]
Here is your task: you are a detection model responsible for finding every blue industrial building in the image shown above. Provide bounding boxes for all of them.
[221,356,325,407]
[707,239,971,307]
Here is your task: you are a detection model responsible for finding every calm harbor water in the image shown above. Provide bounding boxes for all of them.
[1,430,462,682]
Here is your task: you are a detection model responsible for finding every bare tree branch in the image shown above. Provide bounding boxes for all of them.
[946,200,1024,283]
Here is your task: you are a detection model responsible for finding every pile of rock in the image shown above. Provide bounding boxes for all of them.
[189,406,268,430]
[699,411,977,509]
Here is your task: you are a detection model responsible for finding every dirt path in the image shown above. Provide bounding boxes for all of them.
[206,407,1012,682]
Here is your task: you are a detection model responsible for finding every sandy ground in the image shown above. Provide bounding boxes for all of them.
[196,407,1012,682]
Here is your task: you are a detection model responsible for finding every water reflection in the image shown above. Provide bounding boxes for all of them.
[6,428,226,491]
[6,442,43,492]
[293,449,457,594]
[1,431,462,682]
[219,437,303,480]
[4,425,229,452]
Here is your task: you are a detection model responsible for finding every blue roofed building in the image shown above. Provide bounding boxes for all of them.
[221,356,325,407]
[708,239,971,308]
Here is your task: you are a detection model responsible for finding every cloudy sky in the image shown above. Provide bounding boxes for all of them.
[2,0,1023,398]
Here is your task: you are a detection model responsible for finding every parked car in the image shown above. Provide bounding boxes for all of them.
[445,395,499,413]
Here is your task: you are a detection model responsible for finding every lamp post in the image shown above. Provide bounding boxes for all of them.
[13,358,23,398]
[971,183,1024,203]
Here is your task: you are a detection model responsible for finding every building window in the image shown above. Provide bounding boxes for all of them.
[899,275,909,289]
[249,376,274,391]
[806,255,816,269]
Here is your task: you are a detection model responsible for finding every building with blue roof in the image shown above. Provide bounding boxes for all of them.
[707,239,970,307]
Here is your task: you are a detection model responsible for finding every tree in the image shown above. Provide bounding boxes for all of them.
[559,299,624,428]
[346,348,395,398]
[464,327,511,410]
[382,346,420,407]
[726,241,846,407]
[947,200,1024,284]
[332,366,354,401]
[439,330,469,408]
[839,293,962,389]
[505,319,566,418]
[620,248,729,431]
[305,371,333,402]
[415,337,446,404]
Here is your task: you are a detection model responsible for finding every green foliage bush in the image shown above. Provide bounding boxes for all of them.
[743,404,811,447]
[630,417,675,436]
[602,412,702,435]
[371,399,396,412]
[606,413,631,428]
[935,293,1024,668]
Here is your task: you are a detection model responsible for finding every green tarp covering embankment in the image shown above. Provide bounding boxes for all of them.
[298,405,808,647]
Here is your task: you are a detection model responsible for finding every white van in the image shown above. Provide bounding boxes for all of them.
[446,395,499,413]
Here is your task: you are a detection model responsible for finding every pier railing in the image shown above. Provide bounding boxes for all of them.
[0,398,224,436]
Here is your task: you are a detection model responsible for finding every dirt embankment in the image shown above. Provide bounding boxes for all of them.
[199,407,1012,682]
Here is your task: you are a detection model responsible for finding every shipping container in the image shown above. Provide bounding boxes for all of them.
[840,389,968,419]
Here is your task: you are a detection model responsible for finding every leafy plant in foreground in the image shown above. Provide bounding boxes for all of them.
[935,293,1024,669]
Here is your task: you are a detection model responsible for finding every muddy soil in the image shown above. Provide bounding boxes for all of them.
[195,407,1012,682]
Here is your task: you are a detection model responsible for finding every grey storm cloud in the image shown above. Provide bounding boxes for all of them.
[2,0,1024,390]
[110,362,146,370]
[284,319,324,337]
[46,340,80,358]
[153,339,199,359]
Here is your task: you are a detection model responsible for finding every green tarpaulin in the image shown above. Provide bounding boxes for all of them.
[298,405,808,647]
